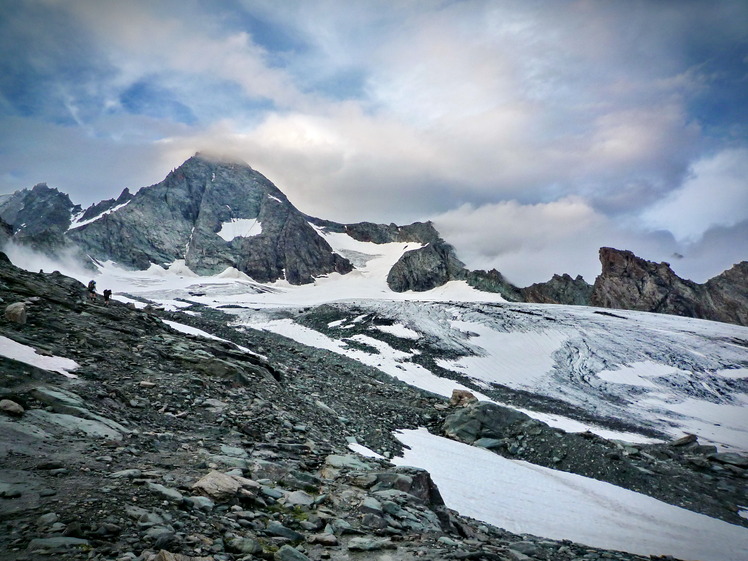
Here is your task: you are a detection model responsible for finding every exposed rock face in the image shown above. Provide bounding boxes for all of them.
[0,216,12,246]
[590,247,748,326]
[0,183,78,253]
[67,154,352,284]
[465,269,523,301]
[522,273,593,305]
[386,238,466,292]
[704,262,748,326]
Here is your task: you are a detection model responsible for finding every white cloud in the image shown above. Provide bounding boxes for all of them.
[642,148,748,242]
[433,198,682,286]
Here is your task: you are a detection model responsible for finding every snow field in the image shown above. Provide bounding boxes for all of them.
[0,336,79,378]
[393,428,748,561]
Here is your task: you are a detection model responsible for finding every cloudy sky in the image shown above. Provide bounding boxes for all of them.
[1,0,747,285]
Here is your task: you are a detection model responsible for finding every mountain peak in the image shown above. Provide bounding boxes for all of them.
[190,150,250,167]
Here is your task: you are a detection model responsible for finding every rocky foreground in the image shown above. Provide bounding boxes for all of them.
[1,253,747,561]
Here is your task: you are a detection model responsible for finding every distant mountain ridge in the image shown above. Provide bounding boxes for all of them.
[0,154,746,325]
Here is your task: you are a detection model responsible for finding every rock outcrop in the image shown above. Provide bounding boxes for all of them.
[522,273,593,305]
[464,269,524,301]
[0,215,12,246]
[386,238,466,292]
[590,247,748,326]
[703,261,748,326]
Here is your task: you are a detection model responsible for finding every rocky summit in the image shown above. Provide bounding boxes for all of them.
[2,253,748,561]
[65,155,353,285]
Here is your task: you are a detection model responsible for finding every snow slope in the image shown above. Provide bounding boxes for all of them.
[394,428,748,561]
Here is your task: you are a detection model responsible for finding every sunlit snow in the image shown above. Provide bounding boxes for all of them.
[394,428,748,561]
[0,336,79,378]
[68,200,131,230]
[217,218,262,241]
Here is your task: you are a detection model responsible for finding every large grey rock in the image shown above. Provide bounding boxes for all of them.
[0,398,24,416]
[443,401,531,443]
[27,536,90,552]
[24,410,125,440]
[191,469,260,502]
[274,545,310,561]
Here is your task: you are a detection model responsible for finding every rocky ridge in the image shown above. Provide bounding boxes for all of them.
[2,254,747,561]
[591,247,748,326]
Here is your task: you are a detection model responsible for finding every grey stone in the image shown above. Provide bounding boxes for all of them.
[443,401,531,443]
[110,469,142,479]
[226,536,261,554]
[474,437,504,449]
[285,490,315,506]
[308,533,338,546]
[27,536,90,551]
[709,452,748,468]
[24,409,126,440]
[220,444,248,458]
[265,520,303,541]
[146,482,184,503]
[360,496,382,514]
[37,512,59,526]
[0,399,24,416]
[185,495,215,511]
[191,470,260,502]
[274,544,310,561]
[5,302,27,324]
[324,454,374,470]
[347,537,395,551]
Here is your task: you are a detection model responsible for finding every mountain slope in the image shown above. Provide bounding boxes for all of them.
[66,154,353,284]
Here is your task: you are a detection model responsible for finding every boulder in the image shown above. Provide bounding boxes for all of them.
[191,470,260,502]
[449,389,477,407]
[443,401,531,443]
[4,302,27,324]
[0,399,24,417]
[274,545,310,561]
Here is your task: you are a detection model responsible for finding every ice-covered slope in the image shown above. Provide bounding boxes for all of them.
[57,229,748,452]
